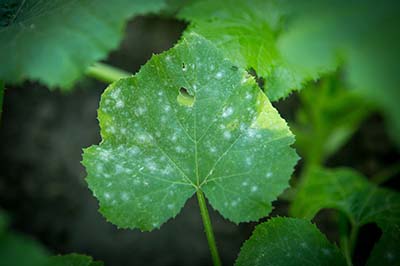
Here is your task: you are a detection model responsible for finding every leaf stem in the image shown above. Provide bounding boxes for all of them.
[85,62,131,84]
[196,190,222,266]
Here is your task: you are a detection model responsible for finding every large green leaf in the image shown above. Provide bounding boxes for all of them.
[278,0,400,146]
[291,167,400,266]
[235,217,346,266]
[0,0,165,89]
[178,0,304,101]
[82,33,298,231]
[48,254,104,266]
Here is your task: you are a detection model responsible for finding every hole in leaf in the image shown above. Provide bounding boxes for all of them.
[177,87,195,107]
[247,67,265,90]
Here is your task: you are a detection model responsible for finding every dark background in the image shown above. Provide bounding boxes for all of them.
[0,16,398,266]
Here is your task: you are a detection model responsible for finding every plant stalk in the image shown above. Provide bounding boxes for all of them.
[196,190,222,266]
[85,62,131,84]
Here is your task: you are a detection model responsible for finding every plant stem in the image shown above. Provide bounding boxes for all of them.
[85,62,131,84]
[196,190,222,266]
[338,213,352,266]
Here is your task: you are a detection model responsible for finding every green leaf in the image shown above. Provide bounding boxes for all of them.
[235,217,346,266]
[0,232,50,266]
[82,33,298,231]
[178,0,304,101]
[0,209,8,235]
[292,75,373,165]
[48,254,103,266]
[0,80,3,120]
[278,0,400,147]
[367,225,400,266]
[0,0,165,89]
[291,167,400,266]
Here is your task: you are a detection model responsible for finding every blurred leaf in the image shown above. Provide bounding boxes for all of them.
[292,74,373,166]
[0,209,8,235]
[291,167,400,266]
[82,33,298,231]
[235,217,346,266]
[366,225,400,266]
[178,0,305,101]
[0,232,50,266]
[278,0,400,147]
[0,80,3,120]
[0,0,166,89]
[48,254,104,266]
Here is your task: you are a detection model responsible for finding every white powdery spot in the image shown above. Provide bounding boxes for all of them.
[167,204,174,209]
[164,105,171,112]
[104,192,111,200]
[96,164,104,172]
[175,146,186,153]
[300,242,307,248]
[108,126,116,134]
[129,146,140,155]
[110,88,121,99]
[116,100,124,108]
[242,181,248,187]
[115,164,124,174]
[161,166,172,175]
[266,172,272,179]
[321,248,331,256]
[245,157,252,166]
[135,106,147,116]
[251,186,258,192]
[147,162,158,172]
[223,131,232,139]
[137,133,151,142]
[215,72,224,79]
[209,146,217,153]
[222,106,234,118]
[170,134,178,142]
[245,92,252,100]
[241,76,249,84]
[121,192,130,201]
[165,55,171,61]
[120,128,127,135]
[247,128,257,138]
[231,200,238,207]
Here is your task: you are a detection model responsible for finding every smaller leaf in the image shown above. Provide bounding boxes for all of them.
[367,225,400,266]
[0,232,50,266]
[235,217,346,266]
[178,0,304,101]
[0,0,166,89]
[291,167,400,266]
